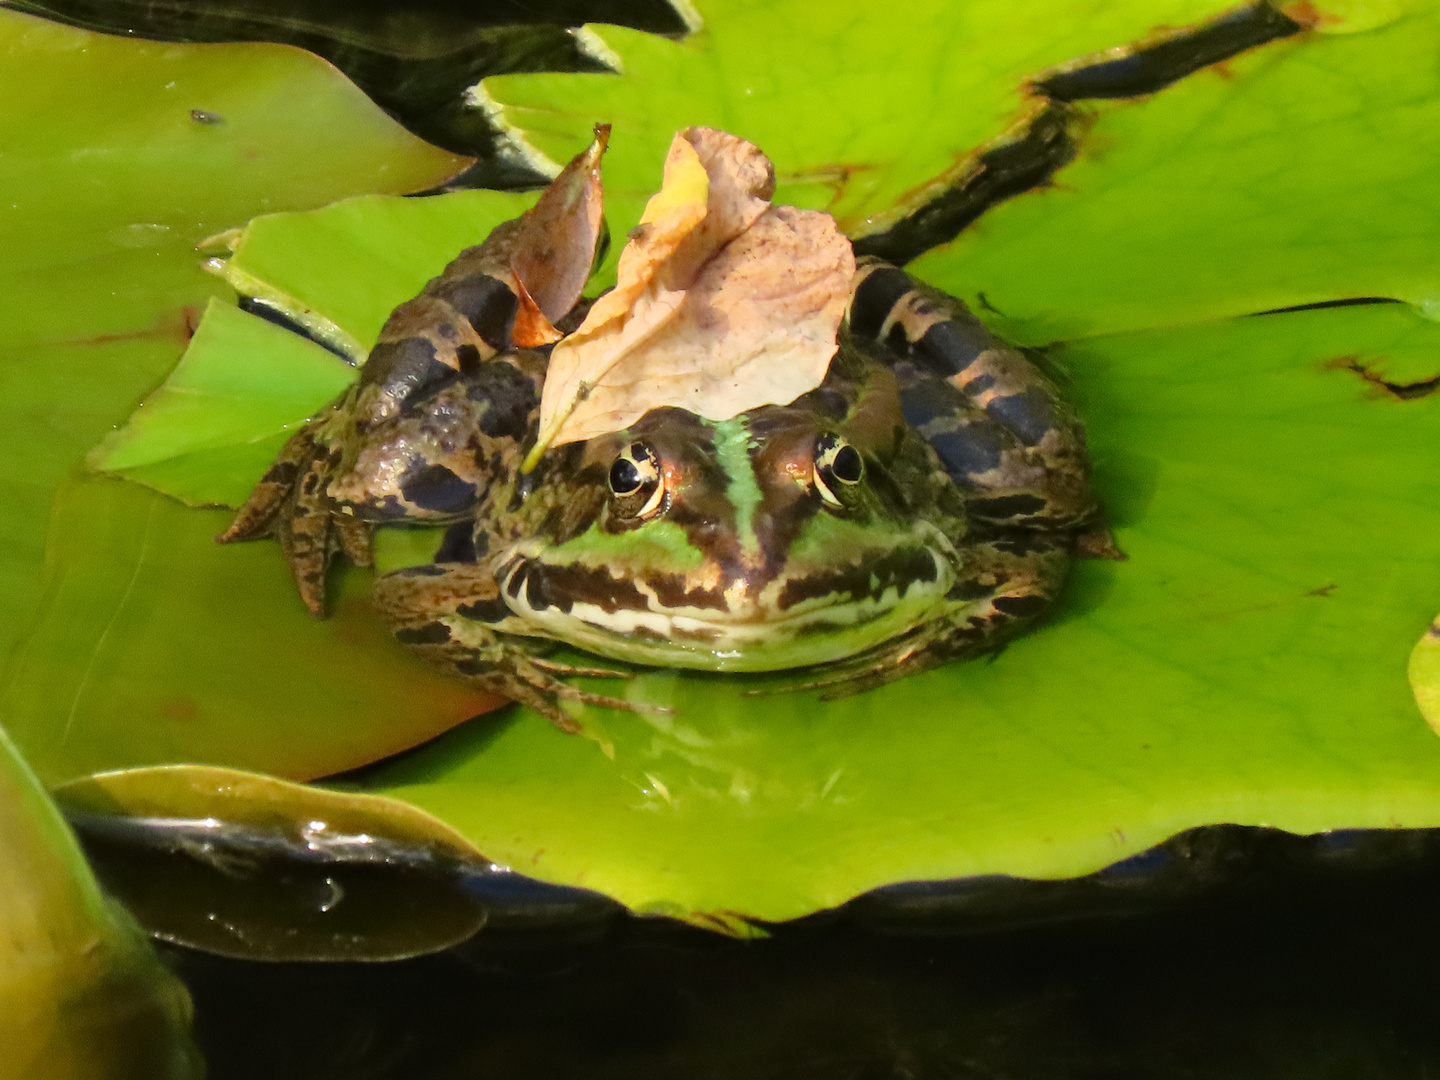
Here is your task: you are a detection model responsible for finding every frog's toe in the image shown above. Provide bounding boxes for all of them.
[274,500,338,617]
[500,663,669,734]
[334,514,374,568]
[529,656,634,680]
[568,687,673,716]
[217,427,321,544]
[745,633,939,699]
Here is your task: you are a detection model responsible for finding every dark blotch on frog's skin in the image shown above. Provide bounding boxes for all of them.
[433,274,518,350]
[259,460,301,486]
[928,424,1005,477]
[399,462,477,515]
[986,388,1059,447]
[364,337,457,414]
[899,377,964,429]
[847,266,913,339]
[454,344,482,376]
[467,362,538,439]
[435,521,479,564]
[518,561,652,616]
[916,321,988,377]
[948,577,995,602]
[777,547,939,610]
[992,593,1050,618]
[648,573,728,612]
[962,373,996,397]
[456,596,511,623]
[395,622,453,644]
[987,532,1065,557]
[969,494,1049,520]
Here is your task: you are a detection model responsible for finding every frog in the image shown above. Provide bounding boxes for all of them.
[219,138,1101,732]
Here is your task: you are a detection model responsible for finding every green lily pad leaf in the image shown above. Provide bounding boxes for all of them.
[86,187,550,507]
[89,298,355,508]
[0,8,468,277]
[54,764,489,961]
[2,476,503,786]
[339,301,1440,922]
[479,0,1240,278]
[205,188,537,360]
[909,3,1440,344]
[15,0,1440,931]
[0,727,200,1079]
[0,10,504,784]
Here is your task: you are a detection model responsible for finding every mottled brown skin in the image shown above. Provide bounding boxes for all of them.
[222,224,1100,730]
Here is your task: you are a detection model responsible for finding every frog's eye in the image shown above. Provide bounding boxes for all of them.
[814,435,863,507]
[608,442,665,517]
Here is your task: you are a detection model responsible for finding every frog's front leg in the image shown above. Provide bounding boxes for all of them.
[216,400,376,614]
[219,133,606,615]
[370,562,652,732]
[781,537,1071,698]
[847,257,1097,533]
[217,343,543,615]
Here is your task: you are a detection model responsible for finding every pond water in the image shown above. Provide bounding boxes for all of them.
[170,831,1440,1078]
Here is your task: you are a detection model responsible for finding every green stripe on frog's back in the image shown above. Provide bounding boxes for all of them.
[711,417,764,559]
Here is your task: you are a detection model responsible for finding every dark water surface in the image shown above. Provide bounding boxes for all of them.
[168,831,1440,1079]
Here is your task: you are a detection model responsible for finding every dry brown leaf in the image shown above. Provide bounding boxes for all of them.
[510,123,608,321]
[525,126,852,468]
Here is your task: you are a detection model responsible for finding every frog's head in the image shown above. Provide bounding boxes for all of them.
[499,365,963,671]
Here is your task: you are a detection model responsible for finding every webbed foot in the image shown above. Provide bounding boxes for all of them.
[372,564,670,734]
[217,415,372,617]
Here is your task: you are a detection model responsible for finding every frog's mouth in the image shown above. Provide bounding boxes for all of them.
[496,546,957,672]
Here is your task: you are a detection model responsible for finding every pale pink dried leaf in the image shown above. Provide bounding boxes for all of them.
[658,126,775,291]
[546,205,854,445]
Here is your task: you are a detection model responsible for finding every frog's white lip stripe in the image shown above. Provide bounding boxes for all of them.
[495,554,956,672]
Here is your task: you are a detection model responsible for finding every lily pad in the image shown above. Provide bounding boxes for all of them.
[0,726,199,1080]
[0,8,504,785]
[15,0,1440,931]
[95,197,1440,924]
[907,1,1440,343]
[479,0,1244,277]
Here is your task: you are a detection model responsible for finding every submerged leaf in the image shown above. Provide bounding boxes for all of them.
[55,764,490,962]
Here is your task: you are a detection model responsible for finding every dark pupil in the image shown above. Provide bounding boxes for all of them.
[609,456,642,495]
[831,444,863,483]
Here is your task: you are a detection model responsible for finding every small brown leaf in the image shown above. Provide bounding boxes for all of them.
[506,122,609,321]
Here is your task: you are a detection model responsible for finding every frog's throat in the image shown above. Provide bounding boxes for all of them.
[492,547,959,672]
